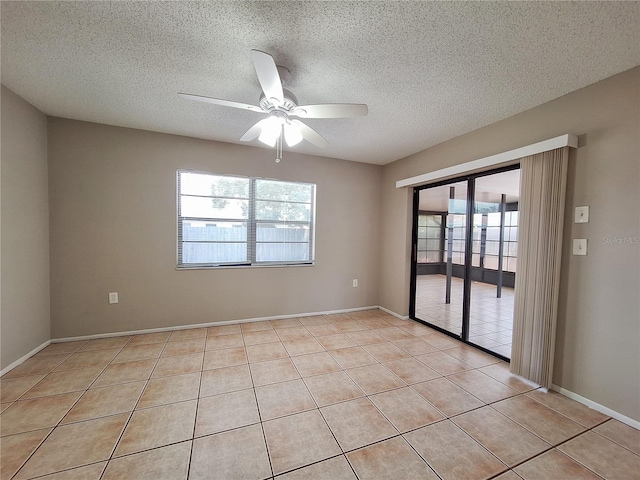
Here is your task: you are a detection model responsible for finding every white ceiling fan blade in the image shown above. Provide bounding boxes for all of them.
[291,120,328,148]
[290,103,368,119]
[251,50,284,104]
[178,93,265,113]
[239,119,270,142]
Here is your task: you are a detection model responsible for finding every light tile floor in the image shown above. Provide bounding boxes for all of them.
[2,310,639,479]
[415,274,515,358]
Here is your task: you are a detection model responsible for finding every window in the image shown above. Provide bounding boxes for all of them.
[444,213,467,264]
[417,213,443,263]
[177,170,315,267]
[470,210,518,272]
[502,210,518,272]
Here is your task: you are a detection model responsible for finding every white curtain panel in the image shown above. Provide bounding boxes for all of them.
[510,147,569,388]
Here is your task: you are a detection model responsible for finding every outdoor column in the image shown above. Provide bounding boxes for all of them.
[445,186,455,304]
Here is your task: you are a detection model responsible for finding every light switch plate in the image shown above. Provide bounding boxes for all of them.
[573,239,587,255]
[108,292,119,304]
[574,206,589,223]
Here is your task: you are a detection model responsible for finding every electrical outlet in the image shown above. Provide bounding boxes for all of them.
[352,279,358,287]
[108,292,119,304]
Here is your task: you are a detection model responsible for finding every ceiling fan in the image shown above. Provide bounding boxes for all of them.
[179,50,368,162]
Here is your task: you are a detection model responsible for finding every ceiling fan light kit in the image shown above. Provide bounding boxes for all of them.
[179,50,368,163]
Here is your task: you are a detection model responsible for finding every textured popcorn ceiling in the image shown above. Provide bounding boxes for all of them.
[1,1,639,165]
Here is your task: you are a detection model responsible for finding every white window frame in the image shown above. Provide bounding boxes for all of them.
[177,169,316,269]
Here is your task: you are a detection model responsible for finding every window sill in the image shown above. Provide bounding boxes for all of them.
[176,262,315,271]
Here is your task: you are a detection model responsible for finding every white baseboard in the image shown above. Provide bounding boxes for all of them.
[378,306,409,320]
[52,305,382,343]
[0,340,51,376]
[551,384,640,430]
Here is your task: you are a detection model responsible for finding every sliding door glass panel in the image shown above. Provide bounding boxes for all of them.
[467,169,520,358]
[413,181,468,338]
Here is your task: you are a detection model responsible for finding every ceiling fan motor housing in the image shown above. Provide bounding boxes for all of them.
[259,89,298,113]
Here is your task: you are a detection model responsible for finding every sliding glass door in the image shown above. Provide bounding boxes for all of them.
[467,170,520,358]
[410,166,520,359]
[411,181,468,338]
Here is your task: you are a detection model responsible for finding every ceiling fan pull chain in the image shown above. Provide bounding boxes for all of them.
[276,124,283,163]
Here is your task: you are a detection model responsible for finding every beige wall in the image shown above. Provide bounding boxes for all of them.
[48,119,382,338]
[379,67,640,421]
[1,86,51,370]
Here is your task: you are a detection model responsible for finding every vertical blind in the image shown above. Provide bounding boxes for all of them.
[510,147,569,388]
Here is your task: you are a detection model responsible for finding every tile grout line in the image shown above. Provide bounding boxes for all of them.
[587,418,640,457]
[9,340,136,480]
[286,316,416,475]
[20,460,109,480]
[271,453,350,479]
[81,337,134,392]
[185,339,206,480]
[267,314,360,477]
[245,329,276,480]
[98,337,172,478]
[15,349,105,402]
[445,413,511,476]
[534,421,633,480]
[398,431,445,479]
[304,315,362,480]
[478,401,610,477]
[520,391,613,431]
